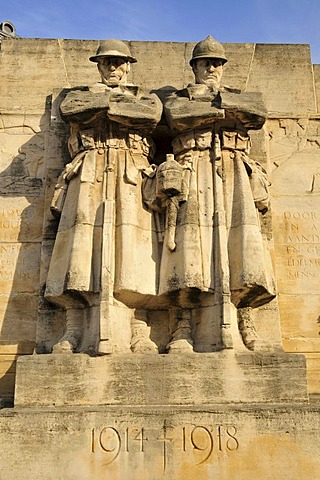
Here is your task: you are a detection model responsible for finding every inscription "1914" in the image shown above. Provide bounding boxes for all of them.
[91,424,239,471]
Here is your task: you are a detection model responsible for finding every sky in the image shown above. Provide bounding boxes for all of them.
[1,0,320,63]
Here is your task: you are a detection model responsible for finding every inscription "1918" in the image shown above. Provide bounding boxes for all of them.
[91,424,239,470]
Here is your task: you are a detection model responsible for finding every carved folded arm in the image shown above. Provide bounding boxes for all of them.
[107,92,162,130]
[164,95,224,132]
[220,91,267,130]
[60,90,110,123]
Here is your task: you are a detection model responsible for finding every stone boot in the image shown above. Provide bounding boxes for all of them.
[167,308,194,354]
[52,309,83,354]
[130,311,158,353]
[238,307,271,352]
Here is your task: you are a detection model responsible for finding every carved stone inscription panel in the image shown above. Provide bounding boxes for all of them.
[269,118,320,355]
[1,407,320,480]
[273,199,320,293]
[91,423,239,472]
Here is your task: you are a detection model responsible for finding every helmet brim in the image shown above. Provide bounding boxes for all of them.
[89,52,137,63]
[190,54,228,66]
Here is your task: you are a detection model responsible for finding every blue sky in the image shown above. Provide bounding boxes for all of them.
[2,0,320,63]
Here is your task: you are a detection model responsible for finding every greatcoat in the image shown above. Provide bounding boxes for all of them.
[155,85,276,309]
[45,83,162,310]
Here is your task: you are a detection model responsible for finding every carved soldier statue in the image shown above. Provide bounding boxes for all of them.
[45,39,162,354]
[155,36,276,352]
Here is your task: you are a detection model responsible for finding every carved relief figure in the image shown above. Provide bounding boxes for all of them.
[45,40,162,353]
[156,36,276,352]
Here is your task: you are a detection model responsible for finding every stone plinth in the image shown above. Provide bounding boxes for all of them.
[14,352,308,407]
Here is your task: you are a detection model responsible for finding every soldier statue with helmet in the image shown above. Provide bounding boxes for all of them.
[45,39,162,355]
[45,36,276,357]
[155,35,276,353]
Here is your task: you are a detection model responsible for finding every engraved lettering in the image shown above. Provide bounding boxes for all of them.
[133,427,146,453]
[0,209,24,242]
[124,427,129,453]
[288,271,316,279]
[190,426,214,465]
[284,211,317,219]
[307,246,320,254]
[287,245,300,254]
[91,423,240,467]
[287,258,320,267]
[182,426,186,452]
[0,209,21,217]
[282,206,320,286]
[158,423,173,473]
[91,428,95,453]
[217,425,223,451]
[0,220,20,229]
[226,426,239,451]
[288,234,320,243]
[98,427,121,464]
[290,223,299,231]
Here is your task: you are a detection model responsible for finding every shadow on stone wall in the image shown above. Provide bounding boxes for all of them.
[0,107,52,400]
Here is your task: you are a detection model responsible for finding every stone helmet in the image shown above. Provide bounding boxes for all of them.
[89,39,137,63]
[190,35,228,66]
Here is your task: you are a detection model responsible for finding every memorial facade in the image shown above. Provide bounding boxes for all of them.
[0,35,320,479]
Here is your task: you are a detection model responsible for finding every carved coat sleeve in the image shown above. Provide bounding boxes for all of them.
[164,92,224,132]
[107,91,162,130]
[60,89,110,123]
[60,88,162,131]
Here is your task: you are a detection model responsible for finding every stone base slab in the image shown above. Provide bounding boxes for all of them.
[1,403,320,480]
[14,351,308,407]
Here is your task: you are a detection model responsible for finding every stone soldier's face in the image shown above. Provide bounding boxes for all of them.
[193,58,223,88]
[98,57,130,86]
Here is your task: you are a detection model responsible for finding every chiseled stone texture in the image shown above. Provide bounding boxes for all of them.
[0,39,318,115]
[246,44,316,116]
[14,353,308,407]
[1,404,320,479]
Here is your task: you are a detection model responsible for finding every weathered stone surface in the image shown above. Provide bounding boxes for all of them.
[0,294,38,343]
[0,343,34,400]
[0,112,45,365]
[14,353,308,408]
[305,353,320,394]
[279,294,320,353]
[0,199,44,243]
[0,130,45,198]
[313,64,320,114]
[131,41,189,91]
[267,117,320,361]
[0,354,16,399]
[0,39,317,115]
[0,243,41,293]
[0,39,97,111]
[1,404,320,479]
[247,44,315,116]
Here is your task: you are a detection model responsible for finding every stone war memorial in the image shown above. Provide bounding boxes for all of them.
[0,30,320,479]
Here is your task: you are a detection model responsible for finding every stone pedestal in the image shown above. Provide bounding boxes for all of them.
[14,352,308,407]
[0,351,314,479]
